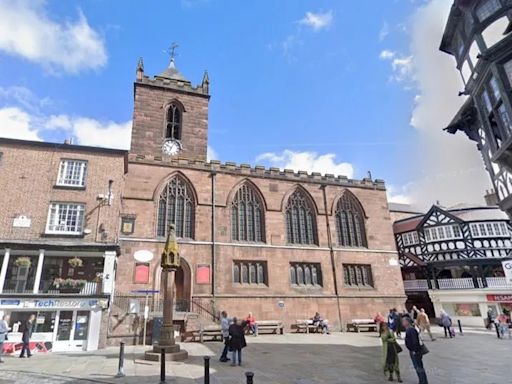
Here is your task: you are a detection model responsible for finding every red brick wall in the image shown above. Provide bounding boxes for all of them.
[0,142,125,244]
[114,161,406,333]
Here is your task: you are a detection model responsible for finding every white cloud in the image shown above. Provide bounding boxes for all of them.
[71,118,131,149]
[379,22,390,41]
[380,49,415,82]
[379,50,395,60]
[298,11,333,31]
[0,0,107,74]
[207,145,218,161]
[391,0,491,209]
[0,108,131,150]
[0,107,41,141]
[256,150,354,178]
[387,184,412,204]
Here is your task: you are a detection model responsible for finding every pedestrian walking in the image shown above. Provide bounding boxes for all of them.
[497,311,511,339]
[0,314,10,363]
[486,308,495,330]
[228,317,247,366]
[19,314,35,358]
[440,310,453,338]
[417,309,435,341]
[374,312,385,334]
[411,306,420,323]
[388,309,399,337]
[219,311,231,362]
[380,323,402,382]
[403,317,428,384]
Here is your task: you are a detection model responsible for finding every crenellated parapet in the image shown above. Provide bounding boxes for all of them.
[128,153,386,190]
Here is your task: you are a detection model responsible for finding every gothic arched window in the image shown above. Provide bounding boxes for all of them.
[231,183,265,242]
[335,192,367,247]
[285,189,318,245]
[166,103,182,140]
[157,175,195,238]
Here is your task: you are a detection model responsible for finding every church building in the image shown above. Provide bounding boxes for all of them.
[109,56,406,343]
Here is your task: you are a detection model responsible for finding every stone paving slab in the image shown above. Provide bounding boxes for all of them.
[0,328,508,384]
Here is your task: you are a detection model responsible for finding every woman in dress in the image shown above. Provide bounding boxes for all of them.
[381,322,402,382]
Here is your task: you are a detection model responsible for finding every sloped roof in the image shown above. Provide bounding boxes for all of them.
[156,59,189,82]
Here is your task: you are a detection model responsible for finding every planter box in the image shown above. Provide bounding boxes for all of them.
[59,288,82,294]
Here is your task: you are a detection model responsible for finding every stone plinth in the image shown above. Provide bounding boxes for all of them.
[144,344,188,361]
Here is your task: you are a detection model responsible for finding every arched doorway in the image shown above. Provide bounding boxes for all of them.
[154,257,192,312]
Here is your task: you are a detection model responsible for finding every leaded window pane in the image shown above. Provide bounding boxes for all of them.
[166,103,182,140]
[249,264,256,283]
[343,264,374,288]
[241,264,249,283]
[290,265,297,285]
[304,266,312,285]
[285,190,317,245]
[156,176,195,238]
[257,264,264,284]
[336,192,367,247]
[296,266,304,285]
[233,264,240,283]
[231,183,265,242]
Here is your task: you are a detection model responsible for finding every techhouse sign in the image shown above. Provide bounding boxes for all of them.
[0,299,99,309]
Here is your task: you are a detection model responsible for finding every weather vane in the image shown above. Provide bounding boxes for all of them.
[164,42,179,61]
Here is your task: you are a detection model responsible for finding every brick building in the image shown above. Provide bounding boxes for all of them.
[109,58,406,343]
[0,139,126,352]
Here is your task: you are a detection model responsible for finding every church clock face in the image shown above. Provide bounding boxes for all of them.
[162,139,182,156]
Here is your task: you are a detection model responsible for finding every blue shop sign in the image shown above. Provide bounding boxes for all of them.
[0,299,21,306]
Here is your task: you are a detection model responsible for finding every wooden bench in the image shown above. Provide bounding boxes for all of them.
[295,319,329,333]
[254,320,284,335]
[346,319,378,333]
[192,325,223,343]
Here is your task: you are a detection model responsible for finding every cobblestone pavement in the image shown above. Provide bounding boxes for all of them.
[0,328,508,384]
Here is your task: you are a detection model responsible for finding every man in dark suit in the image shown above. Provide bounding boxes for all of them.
[19,314,35,358]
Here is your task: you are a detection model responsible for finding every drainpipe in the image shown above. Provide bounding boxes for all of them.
[321,185,343,332]
[210,171,217,302]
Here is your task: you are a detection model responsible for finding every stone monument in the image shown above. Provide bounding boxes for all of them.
[144,224,188,361]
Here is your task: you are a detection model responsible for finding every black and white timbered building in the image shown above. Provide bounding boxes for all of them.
[441,0,512,218]
[394,204,512,326]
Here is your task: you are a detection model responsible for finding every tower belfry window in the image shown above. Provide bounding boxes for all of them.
[166,103,182,140]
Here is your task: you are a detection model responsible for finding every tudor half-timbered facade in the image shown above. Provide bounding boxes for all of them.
[441,0,512,218]
[394,204,512,325]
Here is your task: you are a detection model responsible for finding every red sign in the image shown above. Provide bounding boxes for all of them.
[487,294,512,303]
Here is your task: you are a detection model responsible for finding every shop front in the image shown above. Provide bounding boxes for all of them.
[0,297,107,354]
[430,289,512,327]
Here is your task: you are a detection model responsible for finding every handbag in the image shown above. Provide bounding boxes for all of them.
[394,342,403,354]
[419,336,429,355]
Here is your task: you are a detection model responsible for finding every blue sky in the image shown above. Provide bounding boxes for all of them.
[0,0,492,207]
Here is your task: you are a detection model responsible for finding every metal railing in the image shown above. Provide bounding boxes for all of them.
[437,277,475,289]
[403,279,429,291]
[403,277,512,291]
[2,280,102,295]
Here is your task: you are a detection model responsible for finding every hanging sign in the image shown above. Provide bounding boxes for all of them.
[502,260,512,285]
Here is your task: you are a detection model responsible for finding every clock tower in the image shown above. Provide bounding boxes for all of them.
[130,56,210,161]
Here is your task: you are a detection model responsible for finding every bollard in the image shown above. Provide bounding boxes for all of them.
[204,356,210,384]
[457,319,463,335]
[494,322,501,339]
[160,348,166,383]
[115,342,125,378]
[245,371,254,384]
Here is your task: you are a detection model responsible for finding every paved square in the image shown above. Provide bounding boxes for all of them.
[0,329,508,383]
